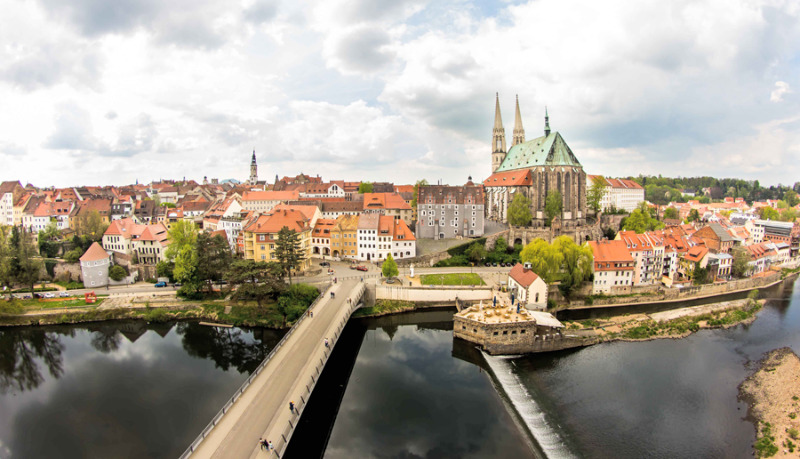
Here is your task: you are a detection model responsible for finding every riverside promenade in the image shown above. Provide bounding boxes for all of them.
[184,279,366,458]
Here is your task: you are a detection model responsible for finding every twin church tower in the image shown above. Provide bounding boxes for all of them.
[491,93,551,174]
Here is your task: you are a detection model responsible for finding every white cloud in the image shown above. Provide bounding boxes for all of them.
[770,81,791,102]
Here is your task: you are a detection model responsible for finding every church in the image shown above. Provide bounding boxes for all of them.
[484,95,587,230]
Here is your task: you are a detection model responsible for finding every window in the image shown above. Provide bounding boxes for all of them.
[493,331,498,336]
[521,329,526,334]
[502,331,508,335]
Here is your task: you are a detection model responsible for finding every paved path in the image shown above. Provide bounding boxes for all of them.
[189,279,364,458]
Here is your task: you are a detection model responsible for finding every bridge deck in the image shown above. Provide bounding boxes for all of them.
[188,279,364,458]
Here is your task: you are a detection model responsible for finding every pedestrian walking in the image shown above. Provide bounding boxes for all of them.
[289,401,294,413]
[259,438,268,450]
[310,310,313,318]
[268,440,274,451]
[324,338,329,348]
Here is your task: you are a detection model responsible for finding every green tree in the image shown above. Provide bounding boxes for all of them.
[622,207,664,233]
[507,193,532,227]
[758,207,779,220]
[109,265,127,282]
[0,226,12,290]
[465,243,487,263]
[173,245,198,285]
[195,233,232,292]
[587,175,607,214]
[663,207,679,220]
[358,182,373,194]
[783,190,799,207]
[38,222,61,258]
[225,260,286,308]
[411,179,429,209]
[553,236,593,296]
[164,220,198,261]
[731,246,751,278]
[687,208,701,222]
[519,239,563,284]
[156,260,175,282]
[544,190,563,226]
[15,230,43,295]
[74,210,108,241]
[382,254,399,278]
[692,265,710,285]
[276,284,319,327]
[779,208,798,222]
[274,227,302,284]
[63,248,82,263]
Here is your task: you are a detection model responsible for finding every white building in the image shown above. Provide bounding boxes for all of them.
[0,181,21,226]
[508,263,548,310]
[587,176,645,213]
[80,242,112,288]
[241,190,300,214]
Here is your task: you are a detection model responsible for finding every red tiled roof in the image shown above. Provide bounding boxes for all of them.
[588,240,635,268]
[483,169,533,186]
[79,242,110,262]
[508,263,541,287]
[245,209,309,234]
[392,219,416,241]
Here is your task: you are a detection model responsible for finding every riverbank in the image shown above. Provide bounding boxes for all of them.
[740,347,800,457]
[562,295,764,343]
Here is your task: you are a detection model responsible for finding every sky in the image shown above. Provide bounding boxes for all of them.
[1,0,799,188]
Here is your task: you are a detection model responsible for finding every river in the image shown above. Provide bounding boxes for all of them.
[290,277,800,458]
[1,278,797,458]
[0,321,284,458]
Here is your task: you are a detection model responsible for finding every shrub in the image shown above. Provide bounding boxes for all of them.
[433,255,469,267]
[109,265,127,282]
[0,301,24,315]
[788,428,799,440]
[63,248,83,263]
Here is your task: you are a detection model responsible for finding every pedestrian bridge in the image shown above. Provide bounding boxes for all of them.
[180,279,367,458]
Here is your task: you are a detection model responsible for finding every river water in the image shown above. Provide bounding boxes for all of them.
[291,277,800,458]
[1,278,797,458]
[0,321,284,458]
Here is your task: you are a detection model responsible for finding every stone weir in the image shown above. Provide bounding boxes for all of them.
[454,302,596,355]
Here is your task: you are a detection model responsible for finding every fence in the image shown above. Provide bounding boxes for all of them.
[178,284,334,459]
[178,282,365,459]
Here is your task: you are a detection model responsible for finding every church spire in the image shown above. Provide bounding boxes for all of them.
[544,106,551,137]
[249,149,258,185]
[491,93,507,173]
[512,94,525,146]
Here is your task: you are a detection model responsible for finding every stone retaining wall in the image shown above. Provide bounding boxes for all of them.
[376,285,492,302]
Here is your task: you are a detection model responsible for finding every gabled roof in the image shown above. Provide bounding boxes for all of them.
[392,219,415,241]
[508,263,541,288]
[588,239,635,263]
[483,169,533,187]
[80,242,110,262]
[496,131,581,172]
[683,245,708,263]
[0,180,22,194]
[362,193,412,210]
[245,209,309,234]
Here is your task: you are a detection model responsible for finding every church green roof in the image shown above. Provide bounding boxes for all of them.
[496,132,582,172]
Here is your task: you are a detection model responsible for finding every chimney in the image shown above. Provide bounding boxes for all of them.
[524,262,532,270]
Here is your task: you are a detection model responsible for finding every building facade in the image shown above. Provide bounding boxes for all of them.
[417,181,485,239]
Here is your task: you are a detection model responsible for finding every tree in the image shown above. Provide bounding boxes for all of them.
[37,222,61,258]
[411,179,429,209]
[156,260,175,282]
[553,236,593,296]
[63,248,82,263]
[758,207,779,220]
[225,260,286,308]
[109,265,127,282]
[622,207,664,233]
[692,265,710,285]
[382,254,399,278]
[358,182,373,194]
[519,239,563,284]
[15,230,43,295]
[731,246,751,278]
[507,193,532,227]
[783,190,799,207]
[663,207,679,220]
[164,220,198,261]
[465,243,487,263]
[274,227,302,284]
[687,209,701,223]
[0,226,12,290]
[779,208,798,222]
[276,284,319,327]
[74,210,108,241]
[587,175,607,214]
[544,191,562,226]
[195,233,232,292]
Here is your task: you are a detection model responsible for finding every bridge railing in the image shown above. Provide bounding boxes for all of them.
[178,283,334,459]
[272,283,365,458]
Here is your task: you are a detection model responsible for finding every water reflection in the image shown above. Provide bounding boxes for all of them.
[0,320,284,459]
[0,328,67,393]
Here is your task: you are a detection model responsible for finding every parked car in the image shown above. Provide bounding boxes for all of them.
[320,261,330,267]
[492,262,498,267]
[154,281,167,287]
[43,292,55,298]
[59,291,69,297]
[355,265,368,272]
[485,262,491,267]
[349,265,357,270]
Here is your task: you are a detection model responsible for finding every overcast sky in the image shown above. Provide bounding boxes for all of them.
[1,0,799,188]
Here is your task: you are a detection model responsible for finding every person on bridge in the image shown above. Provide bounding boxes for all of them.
[259,438,268,451]
[324,338,329,348]
[268,440,274,451]
[289,401,295,413]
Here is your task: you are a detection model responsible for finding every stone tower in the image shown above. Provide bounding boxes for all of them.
[249,149,258,185]
[512,95,525,147]
[491,93,507,173]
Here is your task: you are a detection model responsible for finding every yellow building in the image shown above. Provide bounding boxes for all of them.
[243,209,313,271]
[330,214,359,259]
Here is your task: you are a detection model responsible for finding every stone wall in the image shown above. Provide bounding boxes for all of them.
[53,262,82,282]
[454,315,589,355]
[484,230,510,251]
[505,222,603,248]
[377,285,492,302]
[396,250,451,267]
[600,213,627,231]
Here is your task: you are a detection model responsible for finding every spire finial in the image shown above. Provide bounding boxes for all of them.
[512,95,525,146]
[493,92,504,130]
[544,106,551,136]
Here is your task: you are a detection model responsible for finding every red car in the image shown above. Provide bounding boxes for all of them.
[355,265,368,272]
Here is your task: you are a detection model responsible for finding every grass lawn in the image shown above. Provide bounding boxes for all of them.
[21,298,105,311]
[420,273,486,286]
